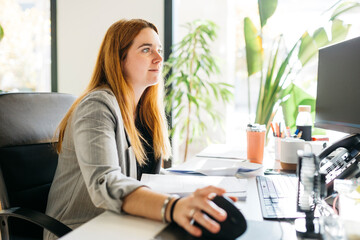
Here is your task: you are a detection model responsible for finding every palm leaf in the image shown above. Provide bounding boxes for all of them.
[258,0,278,28]
[244,17,263,76]
[262,38,281,109]
[281,84,316,132]
[298,32,318,66]
[265,40,298,108]
[312,27,329,48]
[330,2,360,20]
[330,19,351,44]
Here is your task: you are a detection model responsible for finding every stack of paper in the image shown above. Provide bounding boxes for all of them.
[140,174,247,199]
[196,144,248,160]
[166,157,262,176]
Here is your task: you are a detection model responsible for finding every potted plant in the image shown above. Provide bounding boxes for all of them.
[243,0,359,137]
[163,20,233,162]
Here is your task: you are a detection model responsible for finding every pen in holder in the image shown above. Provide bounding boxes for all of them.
[295,151,327,239]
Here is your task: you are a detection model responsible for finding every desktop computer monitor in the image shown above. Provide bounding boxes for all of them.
[315,36,360,134]
[315,36,360,193]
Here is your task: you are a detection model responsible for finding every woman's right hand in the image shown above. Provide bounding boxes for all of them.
[171,185,228,237]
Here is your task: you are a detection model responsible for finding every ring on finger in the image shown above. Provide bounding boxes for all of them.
[189,208,196,219]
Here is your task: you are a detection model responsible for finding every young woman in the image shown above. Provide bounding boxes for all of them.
[44,19,231,240]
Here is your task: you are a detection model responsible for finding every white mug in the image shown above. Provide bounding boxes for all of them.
[280,138,312,170]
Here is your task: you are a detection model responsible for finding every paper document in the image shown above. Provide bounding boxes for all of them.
[167,157,262,176]
[141,174,247,197]
[196,144,248,160]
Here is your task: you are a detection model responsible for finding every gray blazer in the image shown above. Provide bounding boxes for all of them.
[44,89,145,240]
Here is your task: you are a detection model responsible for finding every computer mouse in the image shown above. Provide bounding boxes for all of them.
[194,195,247,240]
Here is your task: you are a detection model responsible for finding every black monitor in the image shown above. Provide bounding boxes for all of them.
[315,36,360,134]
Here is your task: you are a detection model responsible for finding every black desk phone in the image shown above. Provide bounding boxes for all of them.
[318,133,360,193]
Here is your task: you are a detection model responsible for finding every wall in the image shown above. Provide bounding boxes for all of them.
[57,0,164,95]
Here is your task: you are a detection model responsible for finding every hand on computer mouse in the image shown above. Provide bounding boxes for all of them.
[171,186,229,238]
[194,195,247,240]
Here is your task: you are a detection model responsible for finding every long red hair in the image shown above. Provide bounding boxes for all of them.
[56,19,171,165]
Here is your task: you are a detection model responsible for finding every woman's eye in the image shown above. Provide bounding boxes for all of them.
[142,48,150,53]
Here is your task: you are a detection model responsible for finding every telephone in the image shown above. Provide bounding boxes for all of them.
[318,133,360,193]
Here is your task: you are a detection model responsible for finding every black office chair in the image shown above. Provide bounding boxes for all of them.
[0,92,76,240]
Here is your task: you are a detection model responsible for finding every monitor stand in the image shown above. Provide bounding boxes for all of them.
[295,212,322,239]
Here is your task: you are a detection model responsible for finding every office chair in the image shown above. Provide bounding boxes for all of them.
[0,92,76,240]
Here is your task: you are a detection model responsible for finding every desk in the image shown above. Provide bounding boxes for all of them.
[60,176,297,239]
[59,211,165,240]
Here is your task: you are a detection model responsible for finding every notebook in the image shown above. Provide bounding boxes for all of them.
[196,144,248,160]
[141,174,247,199]
[166,157,262,176]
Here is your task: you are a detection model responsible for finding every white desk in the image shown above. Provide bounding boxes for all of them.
[60,145,297,239]
[59,211,166,240]
[60,176,297,240]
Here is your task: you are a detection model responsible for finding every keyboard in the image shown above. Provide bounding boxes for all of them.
[256,174,305,220]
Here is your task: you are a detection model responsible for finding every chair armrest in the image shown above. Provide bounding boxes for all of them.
[0,207,72,237]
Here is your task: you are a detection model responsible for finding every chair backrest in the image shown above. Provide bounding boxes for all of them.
[0,92,76,239]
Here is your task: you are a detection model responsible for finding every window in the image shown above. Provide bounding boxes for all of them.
[171,0,360,163]
[0,0,51,92]
[231,0,360,145]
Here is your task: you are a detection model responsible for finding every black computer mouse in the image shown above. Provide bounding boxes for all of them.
[194,195,247,240]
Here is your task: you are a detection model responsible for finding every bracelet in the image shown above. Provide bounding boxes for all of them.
[161,196,172,223]
[170,197,182,223]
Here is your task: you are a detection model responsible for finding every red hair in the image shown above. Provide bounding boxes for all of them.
[56,19,171,165]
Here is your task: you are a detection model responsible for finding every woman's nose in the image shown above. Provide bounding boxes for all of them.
[153,51,163,64]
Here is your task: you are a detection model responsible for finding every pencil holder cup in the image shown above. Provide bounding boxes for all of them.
[274,137,281,161]
[280,138,312,170]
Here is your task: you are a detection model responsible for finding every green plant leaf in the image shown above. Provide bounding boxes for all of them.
[0,24,4,41]
[281,84,316,133]
[256,39,299,128]
[258,0,278,28]
[187,93,199,109]
[256,39,278,122]
[244,17,263,76]
[208,82,219,100]
[174,106,185,119]
[312,27,329,49]
[298,32,318,67]
[330,2,360,20]
[262,37,281,108]
[330,19,351,44]
[265,40,298,105]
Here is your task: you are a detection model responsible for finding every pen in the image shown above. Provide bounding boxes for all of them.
[294,129,299,135]
[286,126,291,137]
[270,123,275,137]
[275,123,279,137]
[297,131,303,139]
[279,123,281,138]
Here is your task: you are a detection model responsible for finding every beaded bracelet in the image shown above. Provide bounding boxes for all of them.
[170,197,182,223]
[161,196,172,223]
